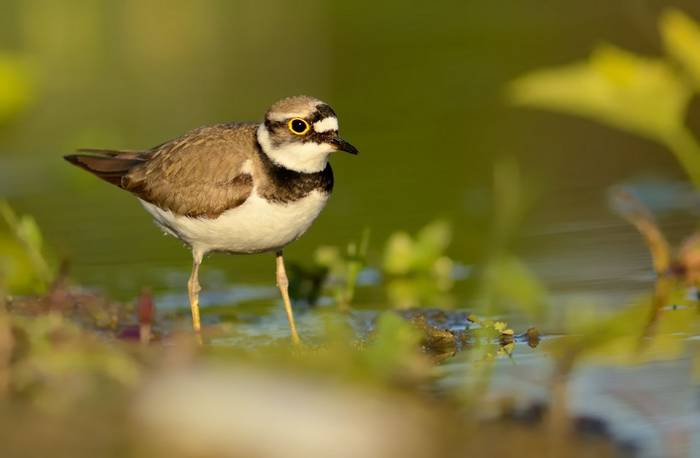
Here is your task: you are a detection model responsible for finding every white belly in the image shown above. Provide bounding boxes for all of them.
[140,190,329,254]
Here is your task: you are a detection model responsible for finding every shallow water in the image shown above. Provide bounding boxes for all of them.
[5,118,700,458]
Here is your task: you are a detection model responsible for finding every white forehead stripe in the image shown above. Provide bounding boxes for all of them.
[313,117,338,133]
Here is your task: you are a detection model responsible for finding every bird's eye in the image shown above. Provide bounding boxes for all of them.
[288,118,310,135]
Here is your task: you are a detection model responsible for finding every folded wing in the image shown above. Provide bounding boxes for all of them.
[64,123,256,218]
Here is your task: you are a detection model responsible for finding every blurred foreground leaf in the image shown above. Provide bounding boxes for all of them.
[383,220,451,275]
[362,312,426,382]
[546,296,697,369]
[0,202,54,294]
[8,313,141,410]
[314,228,370,308]
[509,10,700,188]
[0,54,32,125]
[382,221,454,308]
[509,45,691,140]
[661,9,700,89]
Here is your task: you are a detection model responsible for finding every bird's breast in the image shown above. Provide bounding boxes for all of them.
[140,189,330,254]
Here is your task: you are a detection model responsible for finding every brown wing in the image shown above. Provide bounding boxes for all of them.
[65,123,257,218]
[123,124,256,218]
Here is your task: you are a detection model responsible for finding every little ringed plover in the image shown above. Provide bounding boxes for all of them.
[64,95,358,344]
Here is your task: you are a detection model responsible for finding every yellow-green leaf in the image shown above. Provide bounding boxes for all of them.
[0,54,32,124]
[383,232,415,275]
[509,45,691,140]
[661,9,700,89]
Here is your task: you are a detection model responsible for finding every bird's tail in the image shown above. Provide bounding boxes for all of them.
[63,149,147,187]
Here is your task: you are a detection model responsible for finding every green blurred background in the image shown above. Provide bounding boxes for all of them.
[1,0,699,300]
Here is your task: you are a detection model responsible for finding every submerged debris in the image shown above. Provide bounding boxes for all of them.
[393,308,540,361]
[524,327,541,348]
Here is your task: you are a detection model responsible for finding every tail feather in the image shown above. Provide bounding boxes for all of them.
[64,152,146,187]
[75,148,145,158]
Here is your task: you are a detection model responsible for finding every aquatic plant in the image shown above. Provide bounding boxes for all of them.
[299,222,456,310]
[524,187,700,435]
[509,9,700,188]
[382,220,455,309]
[0,201,54,294]
[313,228,370,309]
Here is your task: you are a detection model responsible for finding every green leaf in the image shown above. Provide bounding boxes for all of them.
[0,236,36,293]
[383,231,415,275]
[0,202,53,293]
[383,221,452,276]
[17,216,43,254]
[545,298,697,367]
[413,220,451,269]
[0,53,32,124]
[363,312,423,378]
[661,9,700,89]
[509,44,692,140]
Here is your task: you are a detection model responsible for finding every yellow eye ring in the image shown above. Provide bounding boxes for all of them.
[288,118,310,135]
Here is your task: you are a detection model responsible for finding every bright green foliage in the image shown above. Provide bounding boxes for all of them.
[546,295,697,368]
[468,314,514,340]
[661,9,700,89]
[382,220,455,308]
[314,228,370,309]
[361,312,425,381]
[0,202,54,294]
[509,9,700,188]
[0,54,32,125]
[0,238,36,294]
[311,222,455,309]
[383,220,451,276]
[510,45,691,140]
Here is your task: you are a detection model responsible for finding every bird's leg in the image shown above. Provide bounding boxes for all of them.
[275,250,300,345]
[187,249,203,340]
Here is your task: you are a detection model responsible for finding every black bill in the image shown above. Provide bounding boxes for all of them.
[332,137,359,155]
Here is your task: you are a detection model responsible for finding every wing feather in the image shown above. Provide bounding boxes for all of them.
[123,123,256,218]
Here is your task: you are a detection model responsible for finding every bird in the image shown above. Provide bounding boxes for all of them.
[64,96,358,344]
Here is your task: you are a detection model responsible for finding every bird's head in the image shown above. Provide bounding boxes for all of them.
[256,96,358,173]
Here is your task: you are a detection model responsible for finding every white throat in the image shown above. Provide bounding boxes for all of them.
[257,124,332,173]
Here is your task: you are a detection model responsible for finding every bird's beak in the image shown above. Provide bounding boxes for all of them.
[332,136,359,155]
